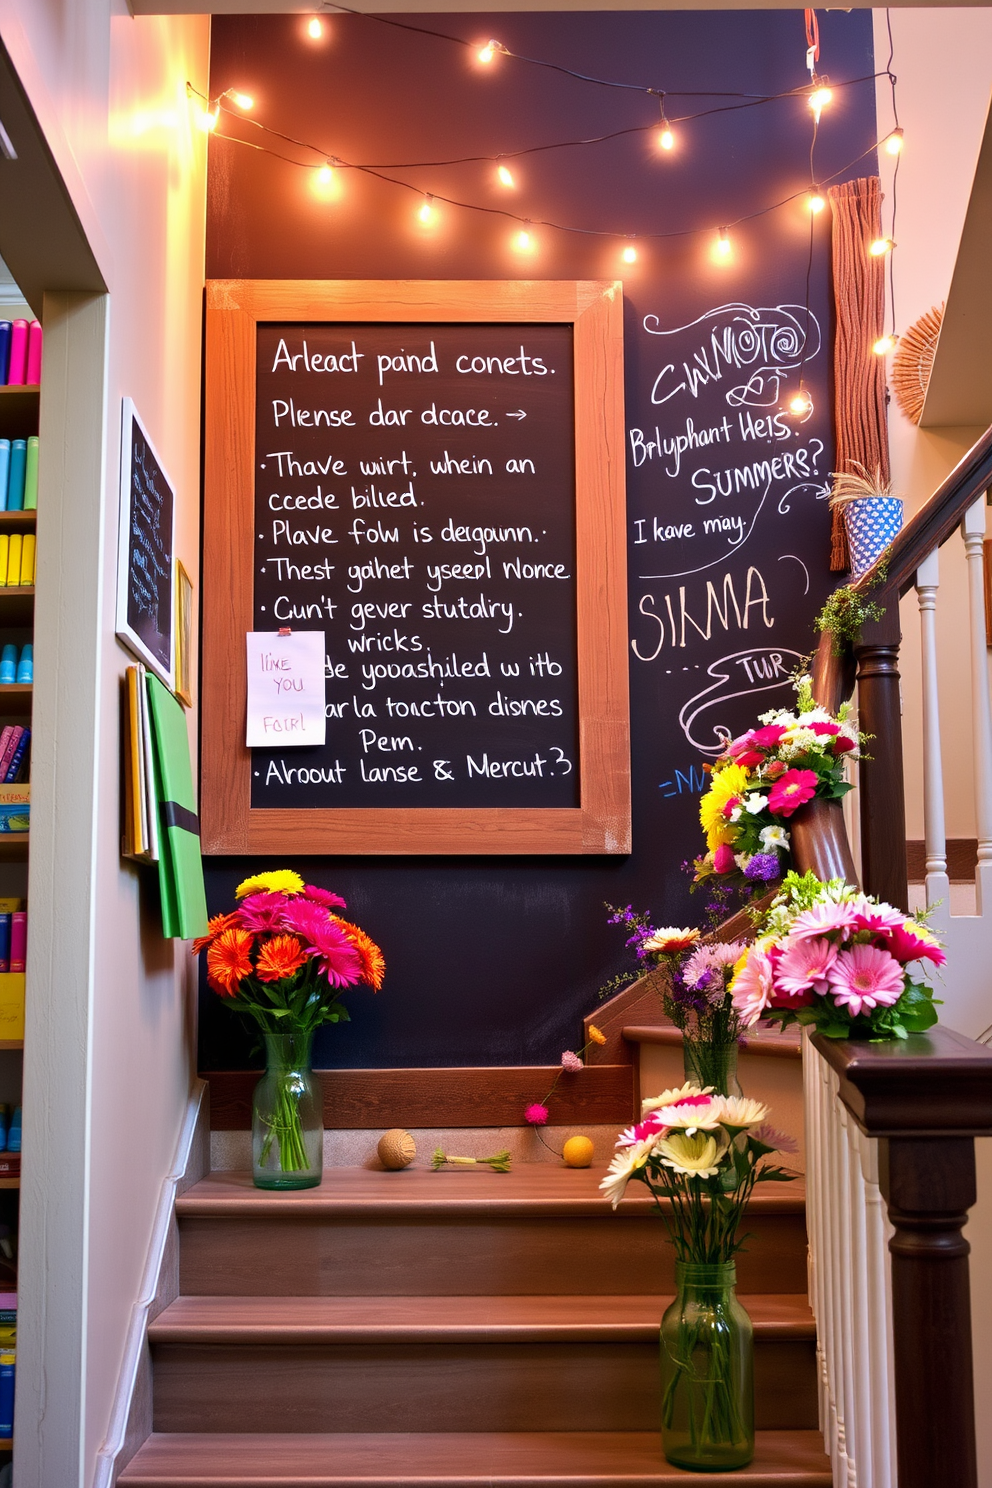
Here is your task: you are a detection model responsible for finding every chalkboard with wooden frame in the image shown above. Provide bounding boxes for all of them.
[201,279,629,855]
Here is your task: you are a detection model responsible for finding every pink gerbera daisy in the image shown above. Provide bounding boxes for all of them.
[887,920,947,967]
[236,891,291,934]
[826,944,905,1018]
[617,1110,669,1147]
[304,885,348,909]
[849,896,907,938]
[807,721,840,737]
[789,900,860,942]
[281,899,362,987]
[749,724,788,749]
[767,769,818,818]
[731,947,775,1026]
[713,843,737,874]
[773,936,838,997]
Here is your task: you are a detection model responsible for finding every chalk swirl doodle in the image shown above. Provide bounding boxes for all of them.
[678,646,805,753]
[643,304,821,410]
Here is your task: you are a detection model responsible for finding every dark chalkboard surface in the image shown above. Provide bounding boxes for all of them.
[251,320,579,810]
[202,280,629,854]
[116,399,175,687]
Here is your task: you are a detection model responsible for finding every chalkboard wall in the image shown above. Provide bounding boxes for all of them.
[201,9,877,1070]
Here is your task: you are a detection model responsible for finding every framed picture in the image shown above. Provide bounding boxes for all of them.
[116,398,175,689]
[174,560,194,708]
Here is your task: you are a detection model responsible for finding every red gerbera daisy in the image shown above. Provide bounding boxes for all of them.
[254,934,308,984]
[206,927,255,997]
[192,911,241,958]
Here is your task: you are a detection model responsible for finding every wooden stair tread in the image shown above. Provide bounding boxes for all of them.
[178,1167,806,1218]
[150,1293,814,1344]
[622,1020,802,1061]
[119,1430,833,1485]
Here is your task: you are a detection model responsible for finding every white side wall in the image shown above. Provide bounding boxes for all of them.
[0,6,208,1485]
[873,10,992,842]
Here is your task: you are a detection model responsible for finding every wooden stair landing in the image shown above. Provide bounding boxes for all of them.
[120,1167,828,1487]
[120,1430,833,1486]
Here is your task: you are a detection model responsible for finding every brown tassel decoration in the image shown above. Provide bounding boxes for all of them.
[827,178,891,572]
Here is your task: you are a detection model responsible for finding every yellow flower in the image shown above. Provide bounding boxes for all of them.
[699,763,751,851]
[588,1024,607,1046]
[235,869,306,900]
[656,1130,723,1178]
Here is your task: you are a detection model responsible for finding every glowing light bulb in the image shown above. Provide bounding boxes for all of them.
[513,226,534,253]
[886,128,904,156]
[713,228,732,262]
[659,124,675,151]
[788,387,814,417]
[809,86,832,123]
[621,243,638,264]
[873,333,897,356]
[195,107,218,133]
[808,191,825,214]
[418,195,436,225]
[317,163,334,186]
[870,237,894,257]
[478,39,502,64]
[307,17,323,39]
[497,164,515,188]
[230,92,254,111]
[312,161,341,200]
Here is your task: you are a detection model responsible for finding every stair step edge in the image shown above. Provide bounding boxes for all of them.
[119,1429,832,1486]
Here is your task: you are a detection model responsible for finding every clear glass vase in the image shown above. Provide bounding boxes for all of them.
[252,1029,323,1190]
[682,1035,743,1098]
[660,1261,754,1471]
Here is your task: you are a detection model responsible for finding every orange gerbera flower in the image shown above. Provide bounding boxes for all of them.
[333,916,386,991]
[255,934,308,984]
[192,911,240,957]
[206,927,255,997]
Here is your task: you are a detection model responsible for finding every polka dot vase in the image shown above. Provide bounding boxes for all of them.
[843,496,903,578]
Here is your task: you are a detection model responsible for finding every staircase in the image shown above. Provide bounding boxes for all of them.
[119,1164,830,1486]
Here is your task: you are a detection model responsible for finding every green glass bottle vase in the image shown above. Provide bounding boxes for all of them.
[682,1035,743,1097]
[252,1029,323,1190]
[660,1261,755,1471]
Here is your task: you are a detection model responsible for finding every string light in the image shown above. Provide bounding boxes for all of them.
[195,107,218,132]
[513,223,535,252]
[621,241,638,264]
[497,164,515,188]
[713,227,732,262]
[418,194,436,225]
[788,385,814,417]
[477,40,503,65]
[809,85,832,124]
[870,236,894,257]
[873,333,897,356]
[885,127,904,156]
[656,95,675,152]
[312,160,341,200]
[807,190,825,214]
[307,17,323,40]
[227,91,254,111]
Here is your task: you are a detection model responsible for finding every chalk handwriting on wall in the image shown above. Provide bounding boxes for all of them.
[677,646,806,753]
[630,566,775,660]
[643,304,821,410]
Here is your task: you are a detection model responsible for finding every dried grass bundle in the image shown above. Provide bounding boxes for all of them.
[828,461,894,510]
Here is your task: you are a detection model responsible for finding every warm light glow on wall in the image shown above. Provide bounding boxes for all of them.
[658,125,675,152]
[809,86,832,124]
[512,226,535,253]
[621,243,638,264]
[713,228,732,263]
[873,333,897,356]
[230,92,254,111]
[477,40,503,65]
[307,17,324,40]
[885,128,904,156]
[312,162,342,200]
[869,237,894,257]
[195,108,218,133]
[807,191,825,214]
[418,195,437,226]
[497,165,515,188]
[788,387,813,417]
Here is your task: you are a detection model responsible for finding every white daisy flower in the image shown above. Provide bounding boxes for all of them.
[599,1137,655,1208]
[760,824,790,851]
[743,793,768,815]
[656,1131,723,1178]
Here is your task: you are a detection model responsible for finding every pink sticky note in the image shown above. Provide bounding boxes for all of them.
[6,323,27,386]
[25,322,42,386]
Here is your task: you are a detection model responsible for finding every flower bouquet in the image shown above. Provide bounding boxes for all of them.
[601,1083,795,1470]
[694,677,860,891]
[193,869,385,1188]
[730,871,942,1040]
[610,914,749,1094]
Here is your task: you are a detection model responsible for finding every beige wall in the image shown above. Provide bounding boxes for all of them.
[0,5,208,1485]
[873,10,992,841]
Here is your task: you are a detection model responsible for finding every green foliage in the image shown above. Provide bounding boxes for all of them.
[815,584,885,654]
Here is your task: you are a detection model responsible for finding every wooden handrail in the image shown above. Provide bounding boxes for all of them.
[812,1026,992,1488]
[851,420,992,600]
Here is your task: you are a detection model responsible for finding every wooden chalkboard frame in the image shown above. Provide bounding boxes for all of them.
[202,279,629,855]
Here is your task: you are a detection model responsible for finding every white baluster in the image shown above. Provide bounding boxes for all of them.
[962,499,992,911]
[826,1068,851,1483]
[836,1103,859,1487]
[916,549,951,930]
[846,1116,872,1488]
[859,1131,896,1488]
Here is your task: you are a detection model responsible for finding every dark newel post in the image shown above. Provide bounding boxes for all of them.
[880,1136,979,1488]
[813,1026,992,1488]
[854,589,909,911]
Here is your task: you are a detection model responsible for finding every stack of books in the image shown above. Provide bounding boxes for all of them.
[0,438,37,514]
[0,319,42,385]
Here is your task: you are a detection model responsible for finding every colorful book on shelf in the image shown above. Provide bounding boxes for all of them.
[26,320,42,384]
[6,320,27,386]
[23,439,37,513]
[0,1153,20,1177]
[146,673,208,939]
[0,732,21,783]
[4,448,23,516]
[4,732,29,785]
[0,979,24,1042]
[0,442,8,511]
[0,325,9,386]
[0,919,11,975]
[122,665,157,864]
[9,914,25,974]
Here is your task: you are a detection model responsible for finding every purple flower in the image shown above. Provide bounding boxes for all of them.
[561,1050,583,1072]
[744,853,780,882]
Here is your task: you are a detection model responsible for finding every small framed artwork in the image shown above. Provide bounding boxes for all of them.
[116,398,176,689]
[174,561,194,708]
